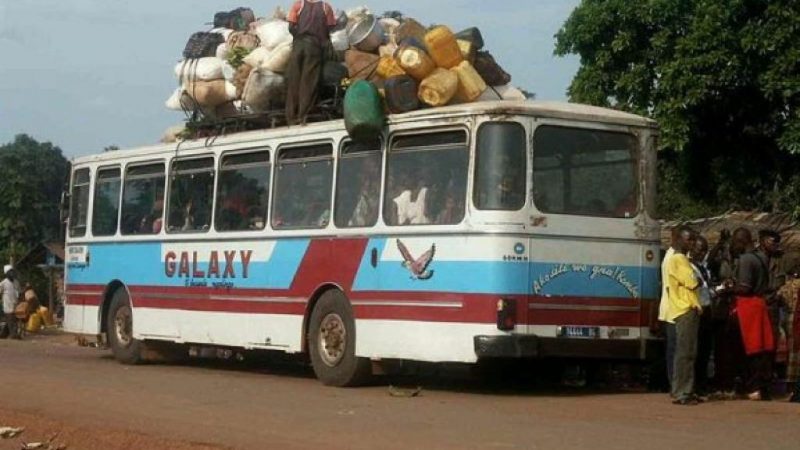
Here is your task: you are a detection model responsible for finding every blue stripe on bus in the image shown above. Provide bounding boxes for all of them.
[67,240,659,299]
[66,240,310,290]
[351,239,659,299]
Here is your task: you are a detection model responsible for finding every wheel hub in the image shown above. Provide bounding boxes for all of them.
[114,305,133,347]
[318,313,346,367]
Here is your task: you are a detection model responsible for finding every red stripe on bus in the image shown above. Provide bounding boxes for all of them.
[67,283,652,326]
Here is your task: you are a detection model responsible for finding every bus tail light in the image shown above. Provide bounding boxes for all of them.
[496,298,517,331]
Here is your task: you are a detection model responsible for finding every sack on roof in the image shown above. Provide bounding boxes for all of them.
[255,19,293,51]
[174,58,225,84]
[242,69,286,112]
[473,51,511,86]
[183,32,225,59]
[227,31,260,52]
[214,7,256,31]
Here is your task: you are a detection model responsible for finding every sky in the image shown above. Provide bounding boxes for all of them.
[0,0,580,158]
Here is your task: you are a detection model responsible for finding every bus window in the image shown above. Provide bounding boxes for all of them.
[533,126,638,218]
[384,130,468,226]
[69,168,91,238]
[92,167,121,236]
[474,122,527,211]
[272,144,333,229]
[216,151,271,232]
[334,139,382,228]
[121,163,166,235]
[167,158,215,233]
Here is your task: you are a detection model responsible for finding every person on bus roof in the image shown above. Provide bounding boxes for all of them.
[285,0,337,126]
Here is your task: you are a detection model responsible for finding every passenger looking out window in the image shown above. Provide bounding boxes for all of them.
[334,140,382,229]
[120,163,165,236]
[272,144,333,230]
[215,151,271,232]
[167,158,215,233]
[384,131,468,226]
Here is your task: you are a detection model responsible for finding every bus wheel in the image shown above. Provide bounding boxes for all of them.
[107,289,142,364]
[308,290,371,387]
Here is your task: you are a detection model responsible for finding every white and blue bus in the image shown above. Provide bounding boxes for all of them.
[64,100,661,386]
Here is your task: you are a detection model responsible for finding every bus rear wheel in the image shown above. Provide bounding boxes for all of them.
[107,289,143,364]
[308,290,371,387]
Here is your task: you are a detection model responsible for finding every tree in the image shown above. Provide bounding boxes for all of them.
[555,0,800,219]
[0,134,69,261]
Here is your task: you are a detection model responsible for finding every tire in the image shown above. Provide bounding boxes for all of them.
[106,288,143,364]
[308,290,371,387]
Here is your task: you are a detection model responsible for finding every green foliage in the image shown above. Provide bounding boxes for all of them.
[555,0,800,218]
[227,46,251,69]
[0,134,69,262]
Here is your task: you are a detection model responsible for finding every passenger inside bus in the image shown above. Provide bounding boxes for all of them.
[348,161,380,227]
[435,189,464,224]
[139,197,163,234]
[392,170,431,225]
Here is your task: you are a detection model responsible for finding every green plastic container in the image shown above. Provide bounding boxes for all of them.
[344,80,385,142]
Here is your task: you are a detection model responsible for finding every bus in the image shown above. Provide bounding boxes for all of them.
[63,100,661,386]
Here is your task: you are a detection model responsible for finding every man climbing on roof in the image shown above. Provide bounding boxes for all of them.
[285,0,337,126]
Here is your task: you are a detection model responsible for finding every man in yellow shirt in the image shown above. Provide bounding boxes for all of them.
[667,226,703,405]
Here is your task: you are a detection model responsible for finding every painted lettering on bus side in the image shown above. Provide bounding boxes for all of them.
[163,250,254,280]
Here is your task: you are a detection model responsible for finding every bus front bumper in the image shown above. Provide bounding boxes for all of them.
[474,335,661,360]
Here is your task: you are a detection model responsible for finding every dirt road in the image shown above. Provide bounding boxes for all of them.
[1,333,799,450]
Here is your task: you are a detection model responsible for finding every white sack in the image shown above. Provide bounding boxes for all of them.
[216,43,230,60]
[161,124,186,144]
[225,81,238,99]
[242,69,286,112]
[243,47,271,68]
[222,62,236,82]
[261,42,292,73]
[255,20,293,50]
[174,58,225,83]
[165,88,186,111]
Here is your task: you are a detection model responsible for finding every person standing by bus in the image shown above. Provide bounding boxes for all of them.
[285,0,337,126]
[659,228,678,390]
[1,265,22,340]
[666,226,703,405]
[732,229,781,400]
[689,235,714,395]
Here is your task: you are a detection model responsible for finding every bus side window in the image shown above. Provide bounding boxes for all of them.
[92,167,121,236]
[215,151,271,232]
[384,131,468,226]
[532,126,639,218]
[69,168,91,237]
[334,139,382,229]
[474,122,527,211]
[167,158,215,233]
[120,163,166,235]
[272,144,333,230]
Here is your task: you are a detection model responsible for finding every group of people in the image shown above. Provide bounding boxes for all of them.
[661,225,800,405]
[0,265,39,340]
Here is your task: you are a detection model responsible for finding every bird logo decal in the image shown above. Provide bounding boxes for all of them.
[396,239,436,280]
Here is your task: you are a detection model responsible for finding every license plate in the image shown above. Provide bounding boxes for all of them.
[558,326,600,339]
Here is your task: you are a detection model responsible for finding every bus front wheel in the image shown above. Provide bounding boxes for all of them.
[308,290,371,387]
[107,289,142,364]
